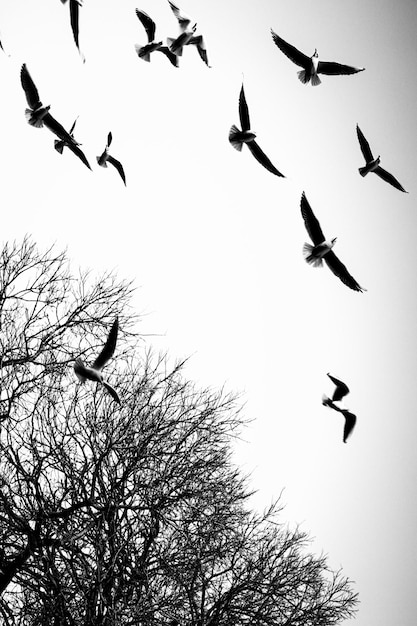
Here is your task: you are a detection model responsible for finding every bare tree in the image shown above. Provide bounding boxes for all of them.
[0,239,358,626]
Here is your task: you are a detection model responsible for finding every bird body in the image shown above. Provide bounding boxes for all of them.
[300,192,365,292]
[271,29,364,85]
[356,125,407,192]
[74,317,120,404]
[229,84,284,177]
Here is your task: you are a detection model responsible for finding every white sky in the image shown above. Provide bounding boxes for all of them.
[1,1,417,625]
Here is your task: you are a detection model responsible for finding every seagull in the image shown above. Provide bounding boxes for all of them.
[300,192,365,292]
[229,84,285,177]
[53,117,91,170]
[74,317,120,404]
[134,9,178,66]
[271,29,364,86]
[322,395,357,443]
[166,1,198,56]
[21,64,91,169]
[327,373,350,402]
[97,132,126,186]
[60,0,84,60]
[356,124,407,193]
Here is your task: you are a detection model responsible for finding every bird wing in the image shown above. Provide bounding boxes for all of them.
[343,411,357,442]
[21,64,42,109]
[270,29,310,69]
[157,46,179,66]
[188,35,210,66]
[356,125,374,162]
[69,117,78,134]
[300,192,326,245]
[92,317,119,370]
[69,0,81,51]
[167,0,191,30]
[317,61,364,76]
[374,166,407,193]
[107,155,126,186]
[238,84,251,132]
[43,112,79,143]
[65,140,92,170]
[107,131,113,148]
[327,373,350,401]
[324,250,365,292]
[246,141,284,177]
[135,9,156,42]
[103,381,121,404]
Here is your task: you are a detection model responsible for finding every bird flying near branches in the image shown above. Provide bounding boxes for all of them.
[356,124,407,193]
[74,317,121,404]
[300,192,365,292]
[229,84,285,177]
[271,29,364,86]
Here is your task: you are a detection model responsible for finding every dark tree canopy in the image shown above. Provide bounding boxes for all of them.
[0,239,358,626]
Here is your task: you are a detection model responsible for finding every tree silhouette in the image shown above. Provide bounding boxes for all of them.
[0,239,358,625]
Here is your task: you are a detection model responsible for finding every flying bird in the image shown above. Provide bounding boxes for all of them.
[327,373,350,402]
[97,132,126,186]
[229,84,285,177]
[21,64,91,169]
[271,29,364,86]
[322,395,357,443]
[74,317,121,404]
[356,124,407,193]
[134,9,178,66]
[61,0,84,60]
[300,192,365,292]
[53,117,91,170]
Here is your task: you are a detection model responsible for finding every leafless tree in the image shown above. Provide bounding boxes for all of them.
[0,239,358,626]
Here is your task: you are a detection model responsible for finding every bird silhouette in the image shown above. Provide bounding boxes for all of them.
[21,64,91,169]
[134,9,178,66]
[327,373,350,402]
[97,132,126,186]
[322,395,356,443]
[300,192,365,292]
[271,29,364,86]
[356,124,407,193]
[74,317,120,404]
[229,84,285,177]
[53,117,91,170]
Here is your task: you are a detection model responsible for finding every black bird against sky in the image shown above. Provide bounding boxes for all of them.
[229,84,285,177]
[271,29,365,86]
[300,192,365,292]
[74,317,121,404]
[97,132,127,186]
[356,124,407,193]
[60,0,84,61]
[322,396,357,443]
[135,9,179,66]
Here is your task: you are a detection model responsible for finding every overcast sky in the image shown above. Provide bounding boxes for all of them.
[1,1,417,625]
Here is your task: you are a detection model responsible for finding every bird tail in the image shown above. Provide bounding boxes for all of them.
[358,166,368,177]
[229,125,243,151]
[54,139,64,154]
[297,70,309,84]
[303,242,323,267]
[135,44,151,62]
[25,109,44,127]
[310,72,321,87]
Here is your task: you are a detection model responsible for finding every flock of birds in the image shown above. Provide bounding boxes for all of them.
[3,1,410,444]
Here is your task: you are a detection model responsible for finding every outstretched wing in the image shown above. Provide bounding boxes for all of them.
[343,411,357,442]
[270,29,310,69]
[107,131,113,148]
[356,124,374,163]
[167,0,191,30]
[92,317,119,370]
[318,61,364,76]
[107,156,126,186]
[103,381,121,404]
[188,35,210,66]
[300,192,326,245]
[65,140,92,170]
[157,46,179,67]
[135,9,156,43]
[21,64,42,109]
[69,0,81,51]
[374,166,407,193]
[324,250,365,292]
[327,373,350,401]
[246,141,284,177]
[239,84,250,131]
[43,112,78,143]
